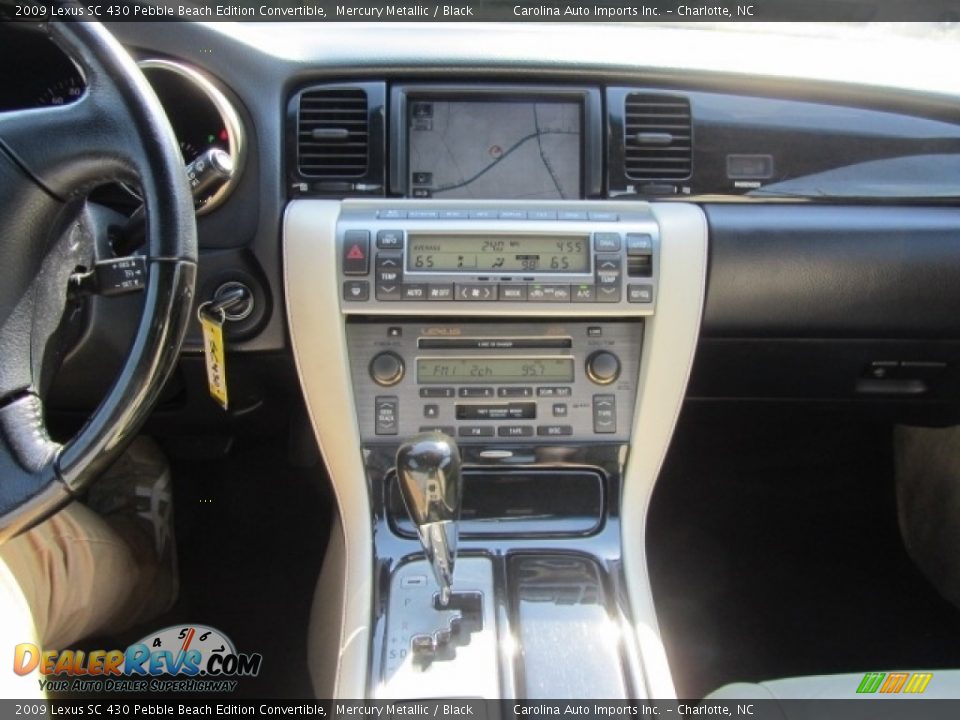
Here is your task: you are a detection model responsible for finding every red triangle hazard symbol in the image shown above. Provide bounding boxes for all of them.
[347,244,365,260]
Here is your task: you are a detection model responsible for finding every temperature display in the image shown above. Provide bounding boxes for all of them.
[407,234,590,273]
[417,357,575,384]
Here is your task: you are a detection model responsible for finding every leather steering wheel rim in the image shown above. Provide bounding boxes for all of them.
[0,17,198,543]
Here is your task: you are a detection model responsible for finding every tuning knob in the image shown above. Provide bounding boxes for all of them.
[370,351,404,386]
[586,351,620,385]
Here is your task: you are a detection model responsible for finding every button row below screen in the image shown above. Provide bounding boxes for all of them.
[342,281,652,303]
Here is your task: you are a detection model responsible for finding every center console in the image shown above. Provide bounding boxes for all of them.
[284,197,708,699]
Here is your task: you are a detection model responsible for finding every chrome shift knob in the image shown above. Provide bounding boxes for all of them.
[396,432,463,605]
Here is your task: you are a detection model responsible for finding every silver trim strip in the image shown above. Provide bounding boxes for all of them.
[138,58,247,215]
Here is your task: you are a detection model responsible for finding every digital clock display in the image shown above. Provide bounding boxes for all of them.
[407,234,590,273]
[417,357,575,384]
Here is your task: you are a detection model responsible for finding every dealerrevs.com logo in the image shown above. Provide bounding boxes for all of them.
[13,624,262,694]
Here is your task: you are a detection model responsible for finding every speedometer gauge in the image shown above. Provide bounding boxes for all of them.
[139,59,246,214]
[37,76,84,106]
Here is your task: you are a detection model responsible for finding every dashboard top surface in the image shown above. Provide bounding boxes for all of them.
[205,22,960,102]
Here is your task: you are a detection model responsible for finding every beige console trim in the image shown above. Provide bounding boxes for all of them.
[285,199,707,699]
[285,200,372,698]
[621,203,708,698]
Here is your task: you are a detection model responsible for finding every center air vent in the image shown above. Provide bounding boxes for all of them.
[623,93,692,180]
[297,87,369,178]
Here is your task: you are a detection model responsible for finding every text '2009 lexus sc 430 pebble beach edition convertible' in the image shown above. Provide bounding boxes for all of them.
[0,7,960,716]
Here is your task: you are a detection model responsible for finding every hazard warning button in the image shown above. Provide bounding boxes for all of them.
[342,230,370,276]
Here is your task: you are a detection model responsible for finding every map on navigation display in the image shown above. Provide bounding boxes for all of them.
[408,100,582,199]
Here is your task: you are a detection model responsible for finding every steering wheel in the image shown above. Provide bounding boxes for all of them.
[0,19,197,543]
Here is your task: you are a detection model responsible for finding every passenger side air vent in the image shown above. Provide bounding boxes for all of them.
[297,87,369,178]
[623,93,692,180]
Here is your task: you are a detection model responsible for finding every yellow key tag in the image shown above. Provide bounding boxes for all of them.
[198,304,228,410]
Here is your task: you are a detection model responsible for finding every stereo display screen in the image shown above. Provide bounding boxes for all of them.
[407,233,590,273]
[417,357,575,384]
[408,99,582,199]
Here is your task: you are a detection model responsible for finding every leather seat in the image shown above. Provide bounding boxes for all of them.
[707,670,960,701]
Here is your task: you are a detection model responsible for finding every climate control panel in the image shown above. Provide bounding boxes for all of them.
[346,320,643,443]
[336,200,659,315]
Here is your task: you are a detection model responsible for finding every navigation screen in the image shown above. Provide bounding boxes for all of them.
[408,99,582,199]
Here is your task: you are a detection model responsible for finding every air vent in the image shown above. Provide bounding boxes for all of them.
[623,93,692,180]
[297,88,369,178]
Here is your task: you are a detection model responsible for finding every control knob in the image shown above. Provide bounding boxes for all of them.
[370,351,405,386]
[586,351,620,385]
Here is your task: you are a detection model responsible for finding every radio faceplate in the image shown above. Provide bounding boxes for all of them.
[337,200,658,314]
[346,320,643,443]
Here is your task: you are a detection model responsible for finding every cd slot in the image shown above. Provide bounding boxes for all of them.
[418,336,572,350]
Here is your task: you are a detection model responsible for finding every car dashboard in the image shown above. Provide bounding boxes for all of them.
[5,19,960,701]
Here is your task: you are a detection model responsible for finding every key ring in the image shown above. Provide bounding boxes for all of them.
[197,300,226,325]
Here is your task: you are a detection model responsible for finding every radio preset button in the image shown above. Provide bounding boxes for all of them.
[499,426,534,437]
[456,284,498,301]
[370,352,405,386]
[459,426,495,438]
[342,281,369,302]
[376,230,404,249]
[537,425,573,437]
[342,230,370,275]
[420,387,455,398]
[500,284,528,301]
[498,387,533,398]
[594,233,622,252]
[427,284,454,301]
[459,387,495,398]
[401,284,428,300]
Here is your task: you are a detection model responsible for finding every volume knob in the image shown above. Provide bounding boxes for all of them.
[586,351,620,385]
[370,351,405,386]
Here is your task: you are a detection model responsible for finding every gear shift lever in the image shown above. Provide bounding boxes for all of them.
[396,432,463,605]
